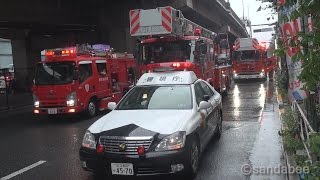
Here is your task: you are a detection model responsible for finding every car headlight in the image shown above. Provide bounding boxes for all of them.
[33,94,40,108]
[260,72,264,76]
[66,92,77,106]
[82,130,96,149]
[155,131,186,151]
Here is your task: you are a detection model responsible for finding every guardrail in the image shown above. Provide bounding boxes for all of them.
[291,100,315,162]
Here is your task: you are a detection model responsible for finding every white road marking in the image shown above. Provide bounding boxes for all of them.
[0,160,46,180]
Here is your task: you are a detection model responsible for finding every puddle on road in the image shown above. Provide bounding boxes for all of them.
[222,81,277,123]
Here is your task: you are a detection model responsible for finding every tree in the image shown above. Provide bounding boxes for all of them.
[258,0,320,91]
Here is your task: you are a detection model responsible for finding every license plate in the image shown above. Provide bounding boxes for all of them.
[48,108,57,114]
[111,163,134,175]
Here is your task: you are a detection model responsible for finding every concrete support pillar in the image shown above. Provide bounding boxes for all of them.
[97,2,136,53]
[11,36,38,92]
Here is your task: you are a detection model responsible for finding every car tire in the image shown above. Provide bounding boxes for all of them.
[87,99,97,117]
[185,138,200,179]
[215,112,223,139]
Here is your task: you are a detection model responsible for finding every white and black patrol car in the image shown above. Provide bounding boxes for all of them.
[79,71,223,178]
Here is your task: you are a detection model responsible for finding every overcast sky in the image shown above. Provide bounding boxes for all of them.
[228,0,277,44]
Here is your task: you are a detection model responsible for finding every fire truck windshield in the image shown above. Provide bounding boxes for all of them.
[140,40,192,64]
[233,50,259,61]
[35,62,75,85]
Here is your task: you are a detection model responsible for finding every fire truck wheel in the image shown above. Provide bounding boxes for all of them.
[87,99,97,117]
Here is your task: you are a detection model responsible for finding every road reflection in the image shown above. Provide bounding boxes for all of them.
[223,80,268,121]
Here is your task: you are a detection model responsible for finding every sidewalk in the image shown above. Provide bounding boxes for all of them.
[0,92,33,112]
[248,83,287,180]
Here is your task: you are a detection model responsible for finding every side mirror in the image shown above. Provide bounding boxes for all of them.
[108,102,117,110]
[73,70,79,80]
[203,95,210,101]
[198,101,212,110]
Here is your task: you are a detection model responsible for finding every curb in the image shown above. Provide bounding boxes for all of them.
[276,88,290,180]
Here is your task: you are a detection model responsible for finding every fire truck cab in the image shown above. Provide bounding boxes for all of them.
[32,44,135,117]
[130,6,222,90]
[232,38,267,81]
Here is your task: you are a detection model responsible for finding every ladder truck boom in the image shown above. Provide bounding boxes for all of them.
[129,6,232,95]
[129,6,217,39]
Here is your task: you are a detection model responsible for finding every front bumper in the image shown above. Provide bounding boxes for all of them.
[79,147,189,176]
[33,106,81,115]
[233,73,266,79]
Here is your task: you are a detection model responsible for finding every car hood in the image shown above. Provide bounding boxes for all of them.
[88,110,193,135]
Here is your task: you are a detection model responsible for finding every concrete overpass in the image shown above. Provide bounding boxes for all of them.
[0,0,248,91]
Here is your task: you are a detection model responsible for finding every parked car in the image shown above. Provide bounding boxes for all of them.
[0,69,15,93]
[79,71,223,179]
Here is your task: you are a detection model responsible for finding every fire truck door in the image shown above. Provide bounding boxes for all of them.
[78,61,94,104]
[95,60,109,98]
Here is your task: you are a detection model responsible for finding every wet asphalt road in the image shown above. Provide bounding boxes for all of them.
[0,80,285,180]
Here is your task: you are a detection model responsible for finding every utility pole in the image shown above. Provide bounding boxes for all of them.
[242,0,244,20]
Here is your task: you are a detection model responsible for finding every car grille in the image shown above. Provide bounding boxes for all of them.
[136,167,172,176]
[99,136,153,155]
[238,72,259,75]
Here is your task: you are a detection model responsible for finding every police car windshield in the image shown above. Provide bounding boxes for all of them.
[35,62,75,85]
[117,85,192,110]
[140,40,191,64]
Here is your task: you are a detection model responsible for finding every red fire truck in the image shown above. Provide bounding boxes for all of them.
[232,38,267,81]
[214,33,233,94]
[129,6,230,93]
[32,44,135,117]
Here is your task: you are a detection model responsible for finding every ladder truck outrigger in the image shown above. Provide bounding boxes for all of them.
[129,6,232,94]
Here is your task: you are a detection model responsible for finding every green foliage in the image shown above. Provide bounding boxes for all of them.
[274,39,286,57]
[275,69,288,92]
[263,0,320,91]
[282,107,303,153]
[309,133,320,156]
[302,161,320,180]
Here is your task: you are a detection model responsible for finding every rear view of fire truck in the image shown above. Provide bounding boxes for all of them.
[232,38,267,81]
[129,6,221,88]
[32,44,135,118]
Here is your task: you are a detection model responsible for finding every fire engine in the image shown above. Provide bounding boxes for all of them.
[214,33,233,94]
[129,6,229,93]
[32,44,135,117]
[232,38,267,81]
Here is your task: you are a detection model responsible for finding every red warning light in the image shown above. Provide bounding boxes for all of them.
[45,51,54,56]
[137,146,145,156]
[96,144,104,153]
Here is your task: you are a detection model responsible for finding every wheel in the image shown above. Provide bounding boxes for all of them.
[215,112,222,138]
[87,99,97,117]
[185,138,200,179]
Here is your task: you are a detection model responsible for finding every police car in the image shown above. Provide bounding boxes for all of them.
[79,71,222,178]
